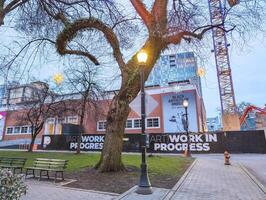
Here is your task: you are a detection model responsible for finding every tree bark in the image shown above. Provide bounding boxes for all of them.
[76,94,88,154]
[95,93,131,171]
[28,134,37,152]
[96,36,166,172]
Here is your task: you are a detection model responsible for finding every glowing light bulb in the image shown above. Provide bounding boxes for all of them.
[53,73,64,85]
[197,68,206,77]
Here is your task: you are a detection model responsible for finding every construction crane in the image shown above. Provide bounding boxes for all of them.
[240,105,266,127]
[208,0,240,130]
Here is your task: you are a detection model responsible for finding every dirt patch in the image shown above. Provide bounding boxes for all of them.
[64,161,191,194]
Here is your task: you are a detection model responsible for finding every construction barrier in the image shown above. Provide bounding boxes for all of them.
[41,130,266,154]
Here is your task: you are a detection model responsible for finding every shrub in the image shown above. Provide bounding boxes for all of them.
[0,169,27,200]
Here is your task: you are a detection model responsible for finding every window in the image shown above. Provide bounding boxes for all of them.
[57,117,66,124]
[46,118,55,124]
[14,127,21,134]
[147,118,160,128]
[97,121,107,131]
[67,116,78,124]
[21,126,28,134]
[6,127,13,134]
[126,120,133,129]
[134,119,142,128]
[28,126,33,134]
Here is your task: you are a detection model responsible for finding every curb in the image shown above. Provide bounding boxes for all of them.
[26,179,119,197]
[115,185,138,200]
[163,159,198,200]
[239,164,266,195]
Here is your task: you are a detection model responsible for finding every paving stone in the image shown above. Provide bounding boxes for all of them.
[170,158,266,200]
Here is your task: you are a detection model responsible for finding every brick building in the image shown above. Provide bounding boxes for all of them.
[0,52,207,148]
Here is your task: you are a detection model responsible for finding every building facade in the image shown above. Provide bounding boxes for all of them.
[207,116,222,132]
[0,52,207,147]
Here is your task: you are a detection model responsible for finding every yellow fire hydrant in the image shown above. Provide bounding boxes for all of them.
[224,151,231,165]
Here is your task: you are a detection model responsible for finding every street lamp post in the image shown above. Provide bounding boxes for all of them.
[136,50,152,195]
[183,98,191,157]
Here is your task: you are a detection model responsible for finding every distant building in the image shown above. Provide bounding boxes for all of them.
[1,81,49,108]
[146,52,202,96]
[207,116,222,132]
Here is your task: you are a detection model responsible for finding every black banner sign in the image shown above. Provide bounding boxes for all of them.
[42,130,266,153]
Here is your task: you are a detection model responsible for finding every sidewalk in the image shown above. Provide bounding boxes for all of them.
[166,158,266,200]
[21,180,118,200]
[119,156,266,200]
[21,155,266,200]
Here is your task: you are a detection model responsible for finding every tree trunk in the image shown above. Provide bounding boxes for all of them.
[76,93,88,154]
[95,94,131,172]
[28,134,37,152]
[96,36,166,172]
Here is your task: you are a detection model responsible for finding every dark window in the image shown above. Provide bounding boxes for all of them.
[14,127,21,134]
[134,119,142,128]
[6,127,13,134]
[126,120,133,128]
[98,121,107,130]
[147,118,159,128]
[21,126,28,134]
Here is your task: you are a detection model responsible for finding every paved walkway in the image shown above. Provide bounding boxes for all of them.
[21,180,118,200]
[167,158,266,200]
[20,155,266,200]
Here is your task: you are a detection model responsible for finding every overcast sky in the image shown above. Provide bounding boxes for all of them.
[202,34,266,117]
[0,11,265,119]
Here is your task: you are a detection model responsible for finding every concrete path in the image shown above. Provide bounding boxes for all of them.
[194,154,266,187]
[21,180,118,200]
[167,157,266,200]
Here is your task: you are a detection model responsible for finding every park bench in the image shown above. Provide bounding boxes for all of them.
[0,157,27,173]
[25,158,68,182]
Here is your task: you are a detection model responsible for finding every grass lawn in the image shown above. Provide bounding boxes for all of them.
[0,150,194,193]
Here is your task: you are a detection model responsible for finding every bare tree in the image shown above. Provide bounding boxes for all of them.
[3,0,266,171]
[64,60,105,154]
[0,0,28,26]
[17,84,66,152]
[53,0,265,172]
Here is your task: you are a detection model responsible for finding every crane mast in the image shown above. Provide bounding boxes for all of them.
[208,0,240,130]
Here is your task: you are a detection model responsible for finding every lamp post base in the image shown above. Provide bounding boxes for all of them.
[136,163,153,195]
[136,186,153,195]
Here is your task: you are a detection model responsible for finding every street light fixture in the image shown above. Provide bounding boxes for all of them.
[136,50,152,195]
[183,98,191,157]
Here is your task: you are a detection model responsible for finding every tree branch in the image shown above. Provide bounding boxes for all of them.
[130,0,154,28]
[151,0,168,31]
[56,17,125,68]
[165,24,236,45]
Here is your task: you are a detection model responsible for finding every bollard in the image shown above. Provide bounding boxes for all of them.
[224,151,231,165]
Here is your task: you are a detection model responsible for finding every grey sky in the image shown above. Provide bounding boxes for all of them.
[0,5,265,118]
[202,34,266,117]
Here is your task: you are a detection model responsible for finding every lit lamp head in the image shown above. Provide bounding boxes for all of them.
[183,98,189,108]
[197,67,206,77]
[137,50,148,64]
[53,73,64,85]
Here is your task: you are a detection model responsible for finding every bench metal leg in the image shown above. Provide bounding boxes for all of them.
[54,172,57,183]
[26,169,35,178]
[61,172,64,181]
[39,170,49,181]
